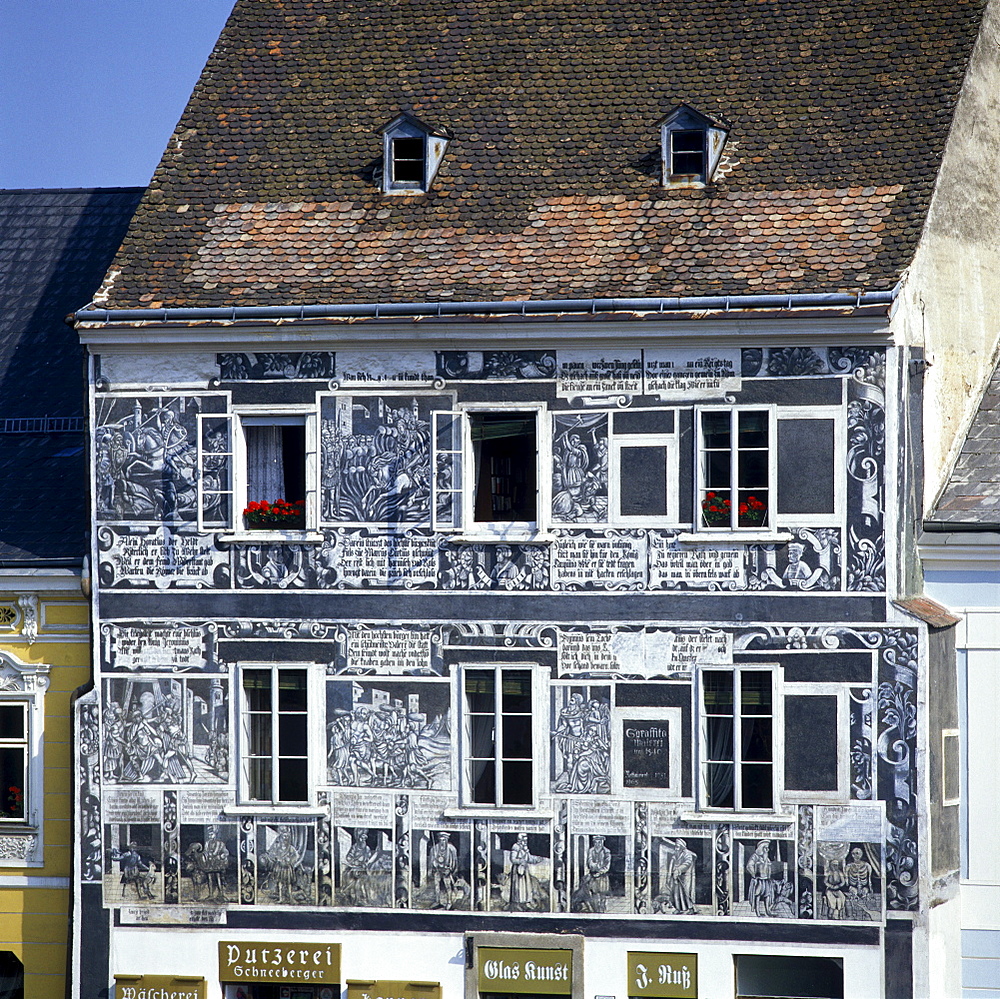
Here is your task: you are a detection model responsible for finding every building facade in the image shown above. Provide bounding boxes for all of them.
[70,0,1000,996]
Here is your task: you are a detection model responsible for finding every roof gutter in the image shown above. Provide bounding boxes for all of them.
[922,521,1000,533]
[75,289,898,325]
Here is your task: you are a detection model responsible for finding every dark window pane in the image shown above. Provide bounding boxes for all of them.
[673,130,704,153]
[702,412,731,448]
[243,670,271,711]
[502,716,532,758]
[742,718,772,761]
[502,761,533,804]
[247,715,272,757]
[470,715,496,758]
[741,764,773,808]
[278,714,308,756]
[707,762,735,808]
[472,414,537,522]
[705,451,731,488]
[738,411,769,448]
[280,424,306,504]
[278,758,308,802]
[469,758,495,803]
[703,671,734,714]
[392,138,424,183]
[277,670,307,711]
[465,671,495,712]
[741,673,772,714]
[738,451,769,489]
[785,694,839,792]
[777,419,836,515]
[0,748,24,817]
[0,706,24,741]
[706,716,735,761]
[249,758,271,801]
[501,671,532,712]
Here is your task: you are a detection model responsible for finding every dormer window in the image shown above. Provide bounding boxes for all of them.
[659,104,729,187]
[378,112,451,194]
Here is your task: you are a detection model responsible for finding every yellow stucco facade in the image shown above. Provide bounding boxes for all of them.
[0,581,89,998]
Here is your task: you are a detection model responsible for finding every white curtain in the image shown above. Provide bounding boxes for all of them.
[246,426,285,502]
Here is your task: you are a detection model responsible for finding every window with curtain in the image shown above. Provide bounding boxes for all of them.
[0,704,27,821]
[701,667,775,810]
[464,667,534,806]
[244,421,306,505]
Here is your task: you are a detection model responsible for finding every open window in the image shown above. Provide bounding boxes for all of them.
[462,666,537,807]
[432,408,546,536]
[700,666,777,811]
[240,664,311,805]
[198,410,318,534]
[378,112,451,194]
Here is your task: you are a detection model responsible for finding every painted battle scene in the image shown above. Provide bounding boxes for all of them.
[102,677,228,784]
[490,832,551,912]
[180,823,239,904]
[256,823,318,905]
[326,679,451,791]
[650,836,713,915]
[95,395,222,522]
[320,394,451,524]
[104,823,163,905]
[551,686,612,794]
[570,833,628,913]
[411,828,474,910]
[334,826,394,907]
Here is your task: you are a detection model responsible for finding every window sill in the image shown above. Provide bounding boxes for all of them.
[678,811,795,825]
[0,823,37,833]
[451,532,555,545]
[442,807,554,820]
[218,531,324,544]
[223,804,328,817]
[676,531,793,544]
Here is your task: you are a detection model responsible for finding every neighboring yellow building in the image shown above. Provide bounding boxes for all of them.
[0,583,89,998]
[0,188,144,998]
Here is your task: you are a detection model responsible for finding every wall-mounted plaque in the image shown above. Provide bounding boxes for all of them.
[478,947,572,995]
[219,941,341,985]
[348,980,441,999]
[622,718,672,789]
[115,976,205,999]
[627,952,697,999]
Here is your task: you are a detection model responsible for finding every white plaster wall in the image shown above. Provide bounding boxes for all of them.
[99,349,220,388]
[108,926,883,999]
[889,0,1000,514]
[923,895,963,999]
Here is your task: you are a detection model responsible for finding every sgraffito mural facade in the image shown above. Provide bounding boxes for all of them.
[79,335,926,995]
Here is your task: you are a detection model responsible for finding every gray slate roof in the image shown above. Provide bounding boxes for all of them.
[0,188,143,560]
[930,360,1000,527]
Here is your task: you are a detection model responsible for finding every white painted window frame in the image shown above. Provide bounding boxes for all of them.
[781,682,850,804]
[609,432,680,526]
[697,663,782,814]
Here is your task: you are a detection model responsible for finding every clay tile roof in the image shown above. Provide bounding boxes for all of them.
[95,0,987,310]
[929,359,1000,527]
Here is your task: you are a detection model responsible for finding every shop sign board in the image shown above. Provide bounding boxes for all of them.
[627,952,697,999]
[347,980,441,999]
[218,941,341,984]
[115,975,206,999]
[478,947,572,995]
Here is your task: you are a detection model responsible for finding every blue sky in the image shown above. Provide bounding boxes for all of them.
[1,0,236,190]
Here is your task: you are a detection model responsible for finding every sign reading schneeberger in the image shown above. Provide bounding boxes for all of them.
[218,941,341,984]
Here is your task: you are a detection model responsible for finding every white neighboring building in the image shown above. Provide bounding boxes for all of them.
[921,358,1000,998]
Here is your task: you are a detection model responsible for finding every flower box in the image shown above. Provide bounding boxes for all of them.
[242,499,306,530]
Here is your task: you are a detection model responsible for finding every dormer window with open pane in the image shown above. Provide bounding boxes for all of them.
[659,104,729,187]
[379,112,451,194]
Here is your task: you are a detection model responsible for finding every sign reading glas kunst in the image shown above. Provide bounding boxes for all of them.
[478,947,572,995]
[627,952,697,999]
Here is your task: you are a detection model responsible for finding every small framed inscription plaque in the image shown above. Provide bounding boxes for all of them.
[612,707,681,799]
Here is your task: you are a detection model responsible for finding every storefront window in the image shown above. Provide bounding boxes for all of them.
[735,955,843,999]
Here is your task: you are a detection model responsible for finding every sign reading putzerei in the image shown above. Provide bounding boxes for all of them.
[478,947,572,995]
[219,941,341,984]
[627,952,697,999]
